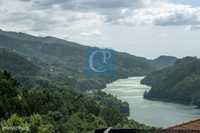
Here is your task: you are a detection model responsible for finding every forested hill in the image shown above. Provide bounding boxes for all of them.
[0,71,149,133]
[0,29,175,90]
[150,56,177,70]
[0,29,152,77]
[0,48,40,76]
[141,57,200,107]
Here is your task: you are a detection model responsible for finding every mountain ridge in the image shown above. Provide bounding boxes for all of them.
[0,29,176,90]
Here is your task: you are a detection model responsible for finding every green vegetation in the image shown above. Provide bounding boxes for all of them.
[93,91,130,117]
[142,57,200,106]
[0,29,176,91]
[0,49,40,76]
[0,71,148,133]
[0,30,153,85]
[149,56,177,70]
[0,29,173,132]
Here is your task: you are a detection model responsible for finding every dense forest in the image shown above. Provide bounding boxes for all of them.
[0,71,150,133]
[142,57,200,107]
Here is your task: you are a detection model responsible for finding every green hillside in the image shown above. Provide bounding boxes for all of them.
[0,29,177,90]
[0,30,152,76]
[0,71,149,133]
[150,56,177,70]
[0,48,40,76]
[142,57,200,106]
[0,29,158,91]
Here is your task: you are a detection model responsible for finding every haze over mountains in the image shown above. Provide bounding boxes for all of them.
[0,29,176,90]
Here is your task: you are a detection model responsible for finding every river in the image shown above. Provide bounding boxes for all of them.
[103,77,200,128]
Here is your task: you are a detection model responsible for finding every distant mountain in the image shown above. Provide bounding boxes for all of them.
[0,29,177,90]
[141,57,200,107]
[150,55,177,70]
[0,29,157,89]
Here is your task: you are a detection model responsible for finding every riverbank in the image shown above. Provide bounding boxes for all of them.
[103,77,200,128]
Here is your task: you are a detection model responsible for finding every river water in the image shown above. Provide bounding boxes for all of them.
[103,77,200,128]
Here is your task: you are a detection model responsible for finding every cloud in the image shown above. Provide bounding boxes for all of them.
[18,0,31,2]
[108,1,200,27]
[31,0,141,10]
[1,0,200,36]
[186,25,200,31]
[80,30,102,36]
[0,0,104,35]
[152,4,200,26]
[79,0,141,9]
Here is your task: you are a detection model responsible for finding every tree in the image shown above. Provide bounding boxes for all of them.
[0,114,30,133]
[0,114,55,133]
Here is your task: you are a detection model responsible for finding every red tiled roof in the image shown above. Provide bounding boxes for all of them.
[96,120,200,133]
[167,119,200,130]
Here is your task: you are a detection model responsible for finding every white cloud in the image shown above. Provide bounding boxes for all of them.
[80,30,102,36]
[0,0,105,37]
[1,0,200,37]
[111,0,200,27]
[186,25,200,31]
[31,0,141,10]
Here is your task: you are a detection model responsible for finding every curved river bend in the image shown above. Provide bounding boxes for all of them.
[103,77,200,128]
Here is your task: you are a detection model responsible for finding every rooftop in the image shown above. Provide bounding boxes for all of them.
[95,119,200,133]
[167,119,200,130]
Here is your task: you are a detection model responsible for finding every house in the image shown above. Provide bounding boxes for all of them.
[162,119,200,133]
[95,119,200,133]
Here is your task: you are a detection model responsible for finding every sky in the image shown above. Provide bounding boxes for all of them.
[0,0,200,59]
